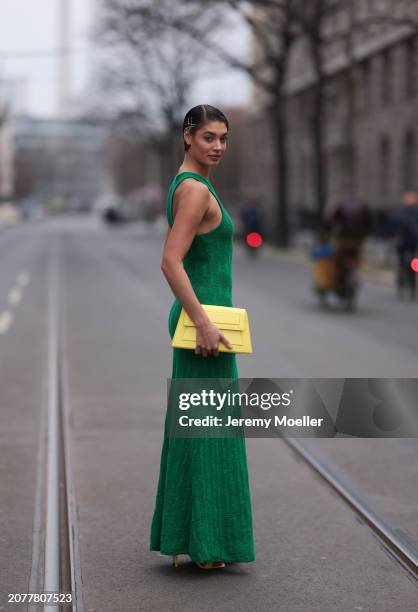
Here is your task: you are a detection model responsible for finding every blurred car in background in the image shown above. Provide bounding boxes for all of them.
[0,202,23,227]
[124,185,164,223]
[93,185,164,226]
[93,193,128,225]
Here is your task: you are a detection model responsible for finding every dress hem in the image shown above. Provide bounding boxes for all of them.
[150,547,255,564]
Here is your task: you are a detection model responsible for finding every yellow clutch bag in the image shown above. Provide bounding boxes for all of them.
[171,304,253,354]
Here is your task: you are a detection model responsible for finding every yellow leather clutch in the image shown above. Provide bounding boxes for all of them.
[171,304,253,354]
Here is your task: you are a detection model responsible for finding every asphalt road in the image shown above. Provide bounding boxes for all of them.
[0,216,417,612]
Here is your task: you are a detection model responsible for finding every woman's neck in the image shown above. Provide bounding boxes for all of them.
[178,161,211,181]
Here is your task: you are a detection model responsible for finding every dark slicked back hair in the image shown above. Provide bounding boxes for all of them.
[183,104,229,152]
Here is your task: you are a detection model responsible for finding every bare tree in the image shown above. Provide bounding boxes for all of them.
[290,1,329,227]
[94,0,418,239]
[0,73,10,201]
[166,0,301,246]
[93,0,230,189]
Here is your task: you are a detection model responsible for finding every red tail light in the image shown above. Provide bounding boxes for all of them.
[246,232,263,248]
[410,258,418,272]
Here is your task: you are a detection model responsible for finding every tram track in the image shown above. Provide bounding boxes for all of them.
[283,437,418,582]
[29,236,83,611]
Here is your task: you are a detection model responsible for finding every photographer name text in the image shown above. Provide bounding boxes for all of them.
[178,415,324,428]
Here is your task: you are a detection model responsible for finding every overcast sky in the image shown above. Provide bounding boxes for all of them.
[0,0,93,115]
[0,0,250,117]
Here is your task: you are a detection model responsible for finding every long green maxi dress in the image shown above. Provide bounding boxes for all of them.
[149,171,255,564]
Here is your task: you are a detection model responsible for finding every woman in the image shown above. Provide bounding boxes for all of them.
[149,104,255,570]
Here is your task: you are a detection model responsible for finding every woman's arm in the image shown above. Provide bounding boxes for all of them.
[161,181,232,357]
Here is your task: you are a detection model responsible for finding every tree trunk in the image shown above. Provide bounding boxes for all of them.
[271,98,290,247]
[311,43,327,234]
[344,1,356,195]
[155,138,169,193]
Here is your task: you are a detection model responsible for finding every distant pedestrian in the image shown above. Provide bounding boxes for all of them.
[240,200,264,233]
[240,200,265,255]
[327,198,372,290]
[388,191,418,300]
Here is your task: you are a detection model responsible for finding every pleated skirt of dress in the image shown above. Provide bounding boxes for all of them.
[149,347,255,564]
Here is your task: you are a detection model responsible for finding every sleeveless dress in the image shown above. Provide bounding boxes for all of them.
[149,171,255,564]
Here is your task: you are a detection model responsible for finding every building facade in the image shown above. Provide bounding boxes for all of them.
[13,116,111,209]
[238,1,418,236]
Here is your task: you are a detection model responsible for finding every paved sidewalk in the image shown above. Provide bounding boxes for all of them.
[255,241,395,288]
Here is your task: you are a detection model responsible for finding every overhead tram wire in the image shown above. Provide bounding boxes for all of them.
[0,46,88,60]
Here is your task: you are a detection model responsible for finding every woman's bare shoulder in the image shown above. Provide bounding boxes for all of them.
[172,179,210,219]
[175,178,209,197]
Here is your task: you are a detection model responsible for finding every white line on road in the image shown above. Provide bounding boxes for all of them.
[0,310,13,333]
[7,287,23,306]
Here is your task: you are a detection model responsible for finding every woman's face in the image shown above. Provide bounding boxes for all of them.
[185,121,228,165]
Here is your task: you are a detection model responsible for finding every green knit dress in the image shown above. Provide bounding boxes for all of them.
[149,171,255,564]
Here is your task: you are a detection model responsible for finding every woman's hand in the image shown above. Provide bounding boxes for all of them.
[195,320,233,357]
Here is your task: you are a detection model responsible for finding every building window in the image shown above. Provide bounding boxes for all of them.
[357,58,370,113]
[379,135,391,201]
[381,49,393,106]
[402,130,416,192]
[405,37,417,99]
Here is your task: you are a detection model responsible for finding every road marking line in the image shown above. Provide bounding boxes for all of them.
[7,287,23,306]
[0,310,13,333]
